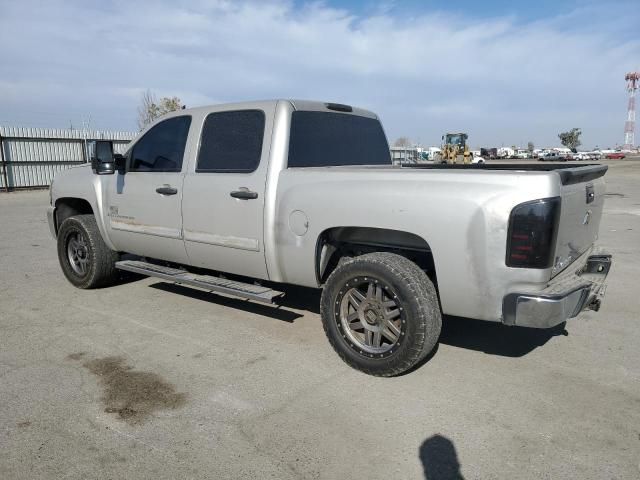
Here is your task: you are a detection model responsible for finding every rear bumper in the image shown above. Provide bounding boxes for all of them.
[502,253,612,328]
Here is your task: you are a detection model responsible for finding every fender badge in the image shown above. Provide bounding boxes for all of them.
[583,210,592,225]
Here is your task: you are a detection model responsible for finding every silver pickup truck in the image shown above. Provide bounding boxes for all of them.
[47,99,612,376]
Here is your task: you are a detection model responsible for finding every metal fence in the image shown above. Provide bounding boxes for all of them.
[0,127,136,191]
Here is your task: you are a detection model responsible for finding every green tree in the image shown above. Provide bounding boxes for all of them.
[137,90,183,130]
[558,128,582,150]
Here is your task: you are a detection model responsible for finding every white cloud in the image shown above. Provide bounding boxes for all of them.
[0,0,638,148]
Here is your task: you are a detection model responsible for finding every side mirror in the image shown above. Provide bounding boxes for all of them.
[90,140,116,175]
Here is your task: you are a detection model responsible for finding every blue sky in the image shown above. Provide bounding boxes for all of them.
[0,0,638,148]
[321,0,581,20]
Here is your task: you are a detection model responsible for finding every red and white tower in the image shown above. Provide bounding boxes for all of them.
[624,72,639,150]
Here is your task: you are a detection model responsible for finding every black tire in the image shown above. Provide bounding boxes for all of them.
[320,252,442,377]
[57,214,119,289]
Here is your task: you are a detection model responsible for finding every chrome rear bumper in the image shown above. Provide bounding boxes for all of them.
[502,253,611,328]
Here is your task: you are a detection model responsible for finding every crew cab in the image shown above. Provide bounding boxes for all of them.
[48,100,612,376]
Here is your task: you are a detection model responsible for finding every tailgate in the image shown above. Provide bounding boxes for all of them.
[552,165,608,277]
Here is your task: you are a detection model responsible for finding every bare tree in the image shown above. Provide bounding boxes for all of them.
[137,90,183,130]
[394,137,411,148]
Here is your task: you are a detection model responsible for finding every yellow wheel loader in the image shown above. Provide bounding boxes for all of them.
[434,133,472,164]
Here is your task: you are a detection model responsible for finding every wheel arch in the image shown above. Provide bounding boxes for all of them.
[54,197,94,232]
[315,226,438,289]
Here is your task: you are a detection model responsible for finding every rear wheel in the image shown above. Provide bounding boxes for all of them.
[320,252,441,376]
[57,214,119,289]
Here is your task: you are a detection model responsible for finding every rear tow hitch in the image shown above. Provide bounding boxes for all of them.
[587,298,602,312]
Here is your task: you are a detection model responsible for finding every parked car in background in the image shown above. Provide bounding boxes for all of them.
[538,151,565,162]
[497,147,514,158]
[605,152,625,159]
[579,152,601,161]
[575,152,602,161]
[480,147,498,159]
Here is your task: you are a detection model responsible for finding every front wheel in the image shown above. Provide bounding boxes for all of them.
[57,214,119,289]
[320,252,442,376]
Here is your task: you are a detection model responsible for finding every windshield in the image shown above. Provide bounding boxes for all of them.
[446,134,465,146]
[288,111,391,167]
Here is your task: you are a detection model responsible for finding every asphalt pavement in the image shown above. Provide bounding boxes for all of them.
[1,160,639,479]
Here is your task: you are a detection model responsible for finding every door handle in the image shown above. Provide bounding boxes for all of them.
[230,188,258,200]
[156,185,178,195]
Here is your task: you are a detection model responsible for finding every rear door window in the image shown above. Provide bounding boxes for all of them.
[196,110,265,173]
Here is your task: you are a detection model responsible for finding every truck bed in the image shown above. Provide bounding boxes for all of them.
[402,163,608,185]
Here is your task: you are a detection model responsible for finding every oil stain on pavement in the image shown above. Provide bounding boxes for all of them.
[68,353,186,424]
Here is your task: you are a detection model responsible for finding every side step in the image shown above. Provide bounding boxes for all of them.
[116,260,284,304]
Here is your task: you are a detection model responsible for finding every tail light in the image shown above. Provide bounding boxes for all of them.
[506,197,561,268]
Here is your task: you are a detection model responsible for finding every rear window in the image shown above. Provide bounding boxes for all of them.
[287,111,390,168]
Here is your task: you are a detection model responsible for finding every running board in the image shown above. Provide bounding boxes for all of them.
[116,260,284,304]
